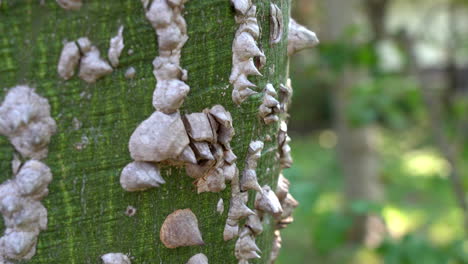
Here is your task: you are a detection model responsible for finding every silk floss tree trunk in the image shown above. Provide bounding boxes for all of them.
[0,0,317,263]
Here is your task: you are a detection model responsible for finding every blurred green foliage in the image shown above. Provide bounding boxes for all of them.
[284,1,468,263]
[347,75,422,128]
[277,135,468,264]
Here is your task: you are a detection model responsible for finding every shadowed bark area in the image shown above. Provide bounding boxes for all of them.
[0,0,291,263]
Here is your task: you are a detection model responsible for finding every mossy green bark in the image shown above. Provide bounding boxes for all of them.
[0,0,290,263]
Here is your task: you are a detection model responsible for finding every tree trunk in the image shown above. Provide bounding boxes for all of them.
[0,0,294,263]
[321,0,385,246]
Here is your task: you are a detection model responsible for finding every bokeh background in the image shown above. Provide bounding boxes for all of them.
[279,0,468,263]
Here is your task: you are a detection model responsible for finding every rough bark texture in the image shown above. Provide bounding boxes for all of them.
[0,0,290,263]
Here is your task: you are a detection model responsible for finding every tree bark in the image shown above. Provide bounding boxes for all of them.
[0,0,292,263]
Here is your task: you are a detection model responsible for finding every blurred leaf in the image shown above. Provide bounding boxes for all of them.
[312,212,353,254]
[350,200,383,215]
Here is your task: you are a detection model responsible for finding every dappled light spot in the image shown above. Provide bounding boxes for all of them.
[319,130,337,149]
[402,149,451,178]
[429,209,463,245]
[315,192,342,213]
[350,247,381,264]
[382,207,424,238]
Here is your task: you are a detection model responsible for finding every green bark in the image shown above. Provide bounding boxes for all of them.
[0,0,290,263]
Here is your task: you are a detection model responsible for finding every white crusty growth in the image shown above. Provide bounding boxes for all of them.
[101,253,131,264]
[0,86,57,160]
[144,0,191,114]
[0,160,52,261]
[186,253,208,264]
[79,46,113,83]
[58,37,115,83]
[120,161,165,192]
[57,41,80,80]
[287,19,319,56]
[56,0,82,10]
[217,198,224,214]
[125,67,136,79]
[0,86,55,262]
[108,26,125,67]
[230,0,265,105]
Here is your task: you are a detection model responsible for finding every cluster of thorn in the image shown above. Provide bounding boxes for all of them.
[120,0,193,192]
[259,84,280,125]
[184,105,238,194]
[221,140,286,264]
[229,0,265,105]
[145,0,190,114]
[268,80,299,264]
